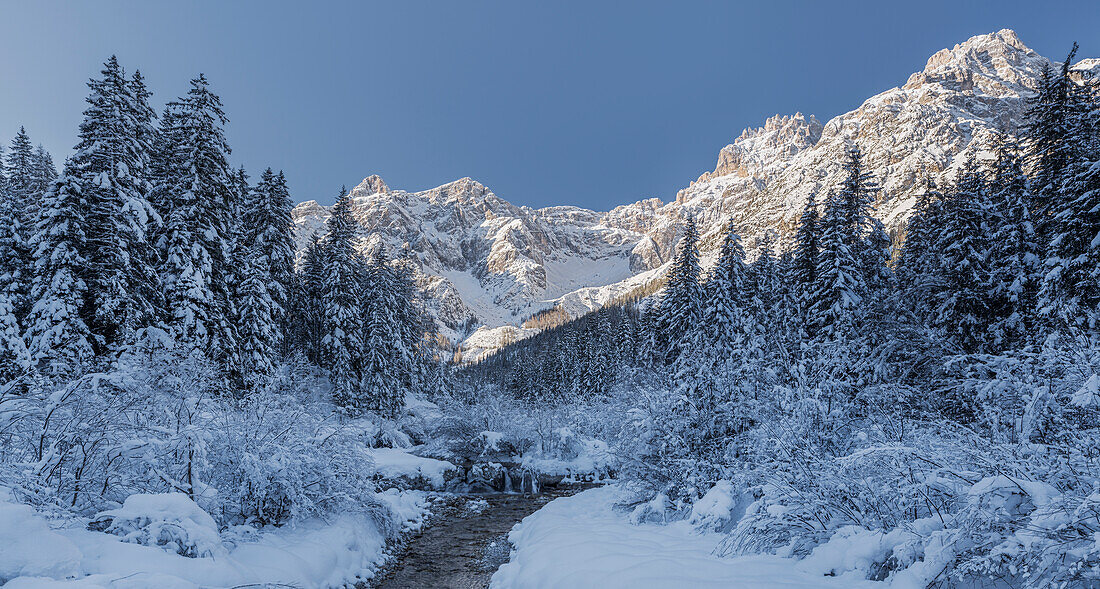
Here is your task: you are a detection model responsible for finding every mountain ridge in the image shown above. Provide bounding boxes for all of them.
[291,29,1090,357]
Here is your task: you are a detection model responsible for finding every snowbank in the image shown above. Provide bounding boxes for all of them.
[491,486,877,589]
[371,447,457,488]
[0,490,430,588]
[0,497,82,582]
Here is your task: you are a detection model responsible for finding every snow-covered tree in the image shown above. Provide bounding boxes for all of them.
[156,74,236,361]
[987,136,1041,347]
[811,191,864,340]
[25,176,94,375]
[242,168,295,341]
[1039,63,1100,329]
[320,191,364,411]
[0,291,29,383]
[360,250,403,418]
[656,215,703,365]
[231,252,277,392]
[291,233,327,364]
[933,160,994,352]
[792,192,821,315]
[68,56,160,354]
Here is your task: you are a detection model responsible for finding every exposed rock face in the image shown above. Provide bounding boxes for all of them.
[694,113,823,186]
[292,30,1093,356]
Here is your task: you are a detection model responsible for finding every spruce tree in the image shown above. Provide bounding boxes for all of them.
[1040,65,1100,329]
[233,251,278,392]
[69,56,160,354]
[156,74,236,359]
[0,291,30,383]
[321,190,364,411]
[32,145,57,196]
[7,127,37,214]
[657,215,703,365]
[987,136,1041,346]
[792,192,821,306]
[933,160,994,352]
[897,180,945,318]
[1023,47,1079,244]
[25,177,94,375]
[243,168,295,340]
[361,249,404,417]
[811,190,865,341]
[292,233,327,363]
[0,175,29,321]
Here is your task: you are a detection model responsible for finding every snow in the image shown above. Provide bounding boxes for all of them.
[92,493,224,558]
[687,480,739,532]
[1072,373,1100,407]
[491,486,877,589]
[371,446,457,489]
[0,488,429,588]
[0,495,83,582]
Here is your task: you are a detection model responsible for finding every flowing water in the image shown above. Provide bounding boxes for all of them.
[372,489,577,589]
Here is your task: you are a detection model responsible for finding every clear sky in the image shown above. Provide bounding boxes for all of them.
[0,1,1097,210]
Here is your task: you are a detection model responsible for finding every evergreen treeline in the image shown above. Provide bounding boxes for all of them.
[0,57,432,417]
[467,46,1100,499]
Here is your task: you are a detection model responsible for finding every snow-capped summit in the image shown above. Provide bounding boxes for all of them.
[292,30,1086,355]
[906,28,1047,96]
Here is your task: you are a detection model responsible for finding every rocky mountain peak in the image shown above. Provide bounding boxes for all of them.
[718,112,822,177]
[349,174,390,197]
[905,28,1047,96]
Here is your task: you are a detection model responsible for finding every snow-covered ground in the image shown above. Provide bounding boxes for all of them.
[492,486,878,589]
[0,470,433,588]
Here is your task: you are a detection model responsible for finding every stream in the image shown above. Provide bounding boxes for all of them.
[372,488,582,589]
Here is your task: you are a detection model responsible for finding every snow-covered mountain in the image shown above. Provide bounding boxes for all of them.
[291,29,1090,354]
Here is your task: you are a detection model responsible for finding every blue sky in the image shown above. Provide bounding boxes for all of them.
[1,1,1097,210]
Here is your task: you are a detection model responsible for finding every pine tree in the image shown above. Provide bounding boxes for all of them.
[987,136,1041,346]
[0,291,30,383]
[32,145,57,196]
[0,174,29,321]
[811,190,865,341]
[705,222,750,356]
[321,190,364,411]
[361,249,404,418]
[933,160,994,352]
[1040,64,1100,329]
[897,180,945,316]
[2,129,37,321]
[792,192,821,306]
[292,233,327,363]
[156,74,236,360]
[7,127,37,213]
[1023,47,1079,244]
[232,251,277,392]
[25,176,94,375]
[243,168,295,342]
[692,221,758,421]
[69,56,160,354]
[748,230,780,334]
[657,215,703,365]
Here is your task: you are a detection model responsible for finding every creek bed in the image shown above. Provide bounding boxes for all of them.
[371,487,586,589]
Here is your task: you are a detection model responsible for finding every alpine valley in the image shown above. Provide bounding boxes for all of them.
[291,29,1097,358]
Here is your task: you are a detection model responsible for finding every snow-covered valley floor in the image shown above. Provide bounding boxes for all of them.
[492,486,879,589]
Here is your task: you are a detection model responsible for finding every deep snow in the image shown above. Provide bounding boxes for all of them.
[491,486,879,589]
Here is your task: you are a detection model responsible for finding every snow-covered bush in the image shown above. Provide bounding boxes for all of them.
[0,344,398,533]
[89,492,225,558]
